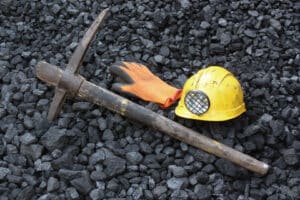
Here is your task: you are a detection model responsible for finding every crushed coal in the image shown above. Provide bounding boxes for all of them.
[0,0,299,199]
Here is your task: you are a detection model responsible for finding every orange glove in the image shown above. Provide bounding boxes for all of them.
[110,62,182,108]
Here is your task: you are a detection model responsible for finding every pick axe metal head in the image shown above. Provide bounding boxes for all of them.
[37,8,109,121]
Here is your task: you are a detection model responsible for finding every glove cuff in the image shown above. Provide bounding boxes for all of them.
[160,89,183,109]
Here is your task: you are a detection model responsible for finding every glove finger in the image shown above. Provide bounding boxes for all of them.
[112,83,138,98]
[123,61,140,70]
[110,62,134,84]
[125,62,152,77]
[133,62,152,76]
[121,62,145,78]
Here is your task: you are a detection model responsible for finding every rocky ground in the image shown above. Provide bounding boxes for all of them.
[0,0,299,199]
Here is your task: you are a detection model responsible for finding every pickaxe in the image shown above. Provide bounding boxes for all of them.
[35,9,270,175]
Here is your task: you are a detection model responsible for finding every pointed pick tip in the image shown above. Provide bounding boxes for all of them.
[47,113,55,122]
[99,7,110,17]
[103,7,110,12]
[47,102,60,122]
[47,88,67,122]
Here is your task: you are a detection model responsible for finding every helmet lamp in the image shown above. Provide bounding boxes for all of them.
[184,90,210,115]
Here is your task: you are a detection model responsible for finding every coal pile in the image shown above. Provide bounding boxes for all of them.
[0,0,299,199]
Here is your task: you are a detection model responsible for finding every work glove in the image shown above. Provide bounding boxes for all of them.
[110,62,182,108]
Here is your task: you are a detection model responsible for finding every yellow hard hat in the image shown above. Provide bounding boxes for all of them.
[175,66,246,121]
